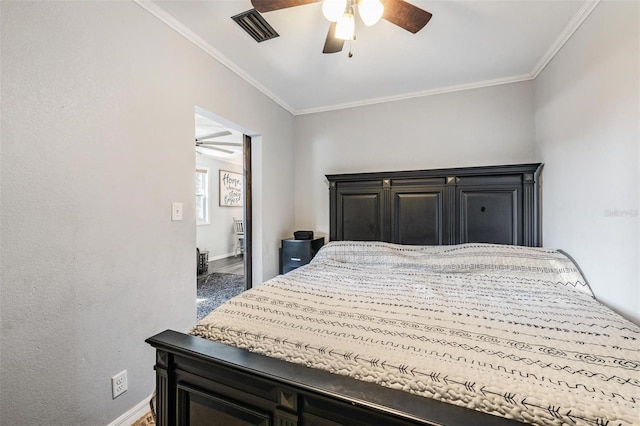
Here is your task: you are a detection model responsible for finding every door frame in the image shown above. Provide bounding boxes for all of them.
[243,134,252,290]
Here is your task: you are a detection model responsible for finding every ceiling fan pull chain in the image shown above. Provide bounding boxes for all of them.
[348,30,355,57]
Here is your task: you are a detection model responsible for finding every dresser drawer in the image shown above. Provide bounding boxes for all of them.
[280,237,325,274]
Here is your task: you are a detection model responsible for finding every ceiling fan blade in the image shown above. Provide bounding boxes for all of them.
[197,141,243,147]
[196,130,232,141]
[251,0,317,13]
[382,0,432,34]
[322,22,344,54]
[196,145,235,155]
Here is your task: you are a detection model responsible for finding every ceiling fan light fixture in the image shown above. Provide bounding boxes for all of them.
[358,0,383,26]
[335,9,355,40]
[322,0,347,22]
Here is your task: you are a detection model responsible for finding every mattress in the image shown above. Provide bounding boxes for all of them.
[191,241,640,425]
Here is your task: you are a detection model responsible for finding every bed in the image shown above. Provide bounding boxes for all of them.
[146,164,640,425]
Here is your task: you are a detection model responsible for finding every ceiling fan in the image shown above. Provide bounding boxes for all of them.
[195,130,242,155]
[250,0,432,54]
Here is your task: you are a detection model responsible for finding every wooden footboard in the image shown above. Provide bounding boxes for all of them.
[146,330,522,426]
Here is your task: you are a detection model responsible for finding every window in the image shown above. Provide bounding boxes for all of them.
[196,167,209,225]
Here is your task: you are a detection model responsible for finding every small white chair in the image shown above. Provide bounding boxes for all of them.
[233,218,244,256]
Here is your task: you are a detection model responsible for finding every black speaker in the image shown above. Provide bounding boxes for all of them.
[293,230,313,240]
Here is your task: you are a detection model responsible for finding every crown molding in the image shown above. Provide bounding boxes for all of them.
[134,0,297,115]
[294,73,535,115]
[531,0,600,78]
[135,0,600,117]
[298,0,601,115]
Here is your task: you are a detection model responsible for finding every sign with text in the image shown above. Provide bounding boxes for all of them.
[219,170,243,207]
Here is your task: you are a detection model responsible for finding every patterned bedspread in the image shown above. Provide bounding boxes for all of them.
[191,242,640,425]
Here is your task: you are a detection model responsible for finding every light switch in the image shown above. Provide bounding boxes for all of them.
[172,202,183,221]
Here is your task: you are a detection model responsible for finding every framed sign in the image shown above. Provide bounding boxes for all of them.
[219,170,243,207]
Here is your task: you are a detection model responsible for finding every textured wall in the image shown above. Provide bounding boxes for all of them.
[534,1,639,323]
[0,1,294,424]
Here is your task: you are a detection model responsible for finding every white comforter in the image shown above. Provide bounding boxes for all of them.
[191,241,640,425]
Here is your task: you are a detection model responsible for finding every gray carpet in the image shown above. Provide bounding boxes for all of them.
[197,272,245,320]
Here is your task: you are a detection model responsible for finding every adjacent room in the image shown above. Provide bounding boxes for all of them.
[1,0,638,425]
[194,109,247,320]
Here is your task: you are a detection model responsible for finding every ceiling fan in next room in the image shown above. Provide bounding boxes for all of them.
[250,0,432,54]
[195,130,241,155]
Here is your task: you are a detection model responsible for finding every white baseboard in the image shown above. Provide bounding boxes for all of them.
[208,251,238,261]
[107,395,152,426]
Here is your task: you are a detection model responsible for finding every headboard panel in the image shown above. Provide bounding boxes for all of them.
[326,163,543,247]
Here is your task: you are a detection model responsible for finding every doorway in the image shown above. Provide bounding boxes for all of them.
[194,108,252,320]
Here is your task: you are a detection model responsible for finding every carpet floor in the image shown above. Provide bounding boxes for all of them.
[197,272,245,320]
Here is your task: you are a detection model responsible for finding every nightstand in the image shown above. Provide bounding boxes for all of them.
[280,237,325,274]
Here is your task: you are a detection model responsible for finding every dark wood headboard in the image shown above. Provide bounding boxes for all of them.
[327,163,543,247]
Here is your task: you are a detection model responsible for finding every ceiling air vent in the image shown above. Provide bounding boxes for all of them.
[232,9,279,43]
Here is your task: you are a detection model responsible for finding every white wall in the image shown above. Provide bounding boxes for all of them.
[0,1,294,425]
[293,81,537,237]
[534,0,639,323]
[195,156,243,259]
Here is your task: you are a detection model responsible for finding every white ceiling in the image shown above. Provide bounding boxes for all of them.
[139,0,598,116]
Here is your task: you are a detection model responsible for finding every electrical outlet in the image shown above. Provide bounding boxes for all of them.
[111,370,128,399]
